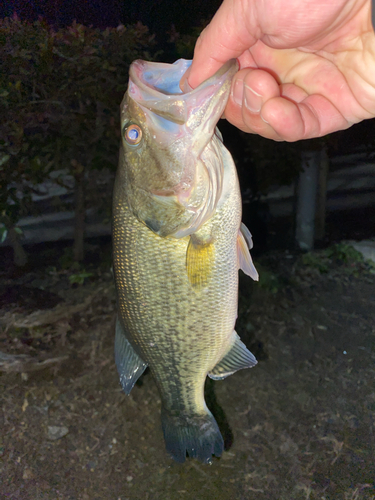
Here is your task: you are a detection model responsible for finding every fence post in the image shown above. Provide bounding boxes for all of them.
[295,149,320,250]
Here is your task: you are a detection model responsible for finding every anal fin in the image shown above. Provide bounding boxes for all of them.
[208,331,257,380]
[115,316,147,395]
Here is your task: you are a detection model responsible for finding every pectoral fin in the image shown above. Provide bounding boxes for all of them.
[237,222,259,281]
[208,331,257,380]
[115,316,147,395]
[186,234,215,290]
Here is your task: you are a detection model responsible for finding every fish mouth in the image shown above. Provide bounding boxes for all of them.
[128,58,238,142]
[126,58,238,237]
[128,59,192,126]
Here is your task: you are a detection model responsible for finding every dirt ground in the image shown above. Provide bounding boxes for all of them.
[0,242,374,500]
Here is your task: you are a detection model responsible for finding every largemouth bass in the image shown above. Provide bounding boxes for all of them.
[112,58,259,464]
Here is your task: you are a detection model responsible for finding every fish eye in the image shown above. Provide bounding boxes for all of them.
[124,124,142,146]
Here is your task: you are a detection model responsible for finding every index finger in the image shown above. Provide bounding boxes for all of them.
[187,0,259,88]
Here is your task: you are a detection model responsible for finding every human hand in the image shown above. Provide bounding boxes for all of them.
[185,0,375,141]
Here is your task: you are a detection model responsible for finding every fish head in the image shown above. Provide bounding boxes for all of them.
[118,58,238,237]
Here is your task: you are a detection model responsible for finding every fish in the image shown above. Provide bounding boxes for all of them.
[112,58,259,464]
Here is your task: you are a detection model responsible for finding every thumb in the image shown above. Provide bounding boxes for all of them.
[187,0,258,88]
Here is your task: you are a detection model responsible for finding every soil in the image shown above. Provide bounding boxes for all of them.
[0,242,374,500]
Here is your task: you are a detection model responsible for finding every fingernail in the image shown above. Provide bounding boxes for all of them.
[244,84,262,113]
[231,79,244,106]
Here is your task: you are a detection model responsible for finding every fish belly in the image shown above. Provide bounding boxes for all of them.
[114,196,240,387]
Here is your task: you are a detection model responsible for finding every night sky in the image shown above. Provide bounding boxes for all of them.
[1,0,222,36]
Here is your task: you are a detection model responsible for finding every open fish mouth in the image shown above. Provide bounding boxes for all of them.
[128,58,238,150]
[124,59,238,238]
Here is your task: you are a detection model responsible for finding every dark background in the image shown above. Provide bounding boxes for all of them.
[2,0,374,148]
[2,0,375,251]
[1,0,221,37]
[3,0,374,148]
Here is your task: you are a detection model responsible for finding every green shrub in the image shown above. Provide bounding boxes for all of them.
[325,243,364,264]
[0,16,156,263]
[301,243,369,276]
[301,252,329,273]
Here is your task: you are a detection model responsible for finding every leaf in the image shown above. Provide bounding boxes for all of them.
[69,271,94,285]
[0,155,10,167]
[0,227,8,243]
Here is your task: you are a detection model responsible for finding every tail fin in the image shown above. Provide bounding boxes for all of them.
[161,407,224,464]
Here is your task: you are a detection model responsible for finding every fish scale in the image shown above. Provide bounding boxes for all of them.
[113,144,240,378]
[113,59,258,463]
